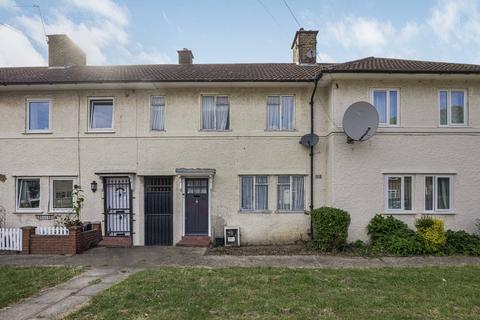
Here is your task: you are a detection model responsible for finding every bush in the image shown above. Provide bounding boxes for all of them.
[415,216,446,252]
[367,214,426,256]
[311,207,351,252]
[441,230,480,256]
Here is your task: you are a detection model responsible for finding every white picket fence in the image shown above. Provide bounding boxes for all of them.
[0,228,22,251]
[36,226,69,236]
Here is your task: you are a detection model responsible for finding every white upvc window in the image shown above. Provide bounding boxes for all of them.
[16,178,41,212]
[50,177,75,213]
[277,175,305,211]
[201,95,230,130]
[371,89,399,126]
[26,99,51,132]
[385,175,413,212]
[88,98,114,131]
[150,96,165,131]
[425,175,453,213]
[439,89,467,126]
[266,95,295,130]
[240,176,268,211]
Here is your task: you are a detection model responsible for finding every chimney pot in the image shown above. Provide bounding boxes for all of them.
[177,48,194,64]
[47,34,86,67]
[291,29,318,65]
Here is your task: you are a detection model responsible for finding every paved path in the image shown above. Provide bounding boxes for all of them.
[0,267,139,320]
[1,246,480,268]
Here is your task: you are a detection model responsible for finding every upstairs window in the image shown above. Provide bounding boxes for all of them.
[385,175,413,212]
[89,98,114,131]
[201,95,230,130]
[240,176,268,211]
[439,90,466,126]
[267,96,295,130]
[277,176,304,211]
[372,89,398,126]
[16,178,41,211]
[27,100,51,132]
[425,176,453,212]
[151,96,165,131]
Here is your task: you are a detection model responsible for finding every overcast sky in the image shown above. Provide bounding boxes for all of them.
[0,0,479,66]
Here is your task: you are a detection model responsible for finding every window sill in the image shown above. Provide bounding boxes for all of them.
[238,210,272,214]
[48,211,73,214]
[383,211,417,215]
[22,131,53,135]
[264,129,297,132]
[150,129,166,133]
[14,210,43,214]
[383,211,456,215]
[85,130,116,134]
[423,211,456,215]
[276,210,306,214]
[199,129,232,132]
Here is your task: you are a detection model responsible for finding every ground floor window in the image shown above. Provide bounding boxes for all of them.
[385,175,413,212]
[50,178,74,212]
[425,176,453,212]
[240,176,268,211]
[277,175,304,211]
[16,178,41,211]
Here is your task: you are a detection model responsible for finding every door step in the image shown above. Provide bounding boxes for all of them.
[99,236,132,248]
[176,236,211,247]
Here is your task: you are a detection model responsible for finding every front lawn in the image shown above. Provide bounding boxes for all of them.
[68,266,480,320]
[0,266,82,308]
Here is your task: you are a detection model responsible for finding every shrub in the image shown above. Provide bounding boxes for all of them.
[311,207,351,251]
[441,230,480,256]
[415,216,446,252]
[367,214,415,241]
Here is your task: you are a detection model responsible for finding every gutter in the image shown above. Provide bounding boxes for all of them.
[308,72,322,237]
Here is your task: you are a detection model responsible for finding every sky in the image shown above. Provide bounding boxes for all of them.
[0,0,479,66]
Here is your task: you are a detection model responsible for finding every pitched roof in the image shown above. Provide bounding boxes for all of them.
[0,63,326,85]
[324,56,480,74]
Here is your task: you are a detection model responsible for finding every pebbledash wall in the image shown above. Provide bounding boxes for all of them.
[1,76,480,244]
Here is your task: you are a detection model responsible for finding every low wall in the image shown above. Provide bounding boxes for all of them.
[21,222,102,255]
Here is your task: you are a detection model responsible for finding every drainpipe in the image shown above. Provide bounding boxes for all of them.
[308,72,322,237]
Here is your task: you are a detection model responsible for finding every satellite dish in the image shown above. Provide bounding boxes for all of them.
[306,49,316,59]
[342,101,379,143]
[299,133,319,147]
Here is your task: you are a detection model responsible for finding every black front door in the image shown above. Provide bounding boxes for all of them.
[185,179,209,235]
[144,176,173,245]
[104,177,132,237]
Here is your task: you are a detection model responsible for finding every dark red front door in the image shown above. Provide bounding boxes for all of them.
[185,179,209,235]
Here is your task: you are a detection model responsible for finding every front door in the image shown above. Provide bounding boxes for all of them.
[144,176,173,245]
[185,179,209,235]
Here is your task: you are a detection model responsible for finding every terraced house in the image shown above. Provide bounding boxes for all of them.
[1,29,479,247]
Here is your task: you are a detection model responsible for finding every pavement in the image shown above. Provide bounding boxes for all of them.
[1,246,480,268]
[0,267,138,320]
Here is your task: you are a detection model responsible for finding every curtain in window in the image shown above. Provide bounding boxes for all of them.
[277,176,291,210]
[254,176,268,210]
[215,96,229,130]
[403,176,412,210]
[281,96,294,130]
[437,177,450,210]
[292,176,304,210]
[373,91,387,124]
[389,91,398,125]
[267,96,280,130]
[451,91,464,124]
[439,91,448,125]
[202,96,215,129]
[241,176,254,210]
[151,96,165,131]
[425,176,433,211]
[29,102,49,130]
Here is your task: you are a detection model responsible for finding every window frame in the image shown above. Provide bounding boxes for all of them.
[424,175,454,213]
[384,175,414,213]
[370,88,400,127]
[26,99,52,133]
[200,95,230,131]
[438,89,468,127]
[265,95,296,131]
[150,95,166,132]
[49,177,76,213]
[15,177,42,213]
[276,175,305,212]
[239,175,269,212]
[87,97,115,132]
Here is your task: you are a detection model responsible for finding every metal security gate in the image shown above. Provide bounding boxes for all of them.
[104,177,132,237]
[144,176,173,245]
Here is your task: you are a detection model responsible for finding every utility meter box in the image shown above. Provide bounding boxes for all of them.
[224,226,240,247]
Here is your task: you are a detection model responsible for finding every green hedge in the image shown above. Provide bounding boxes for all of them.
[312,207,350,251]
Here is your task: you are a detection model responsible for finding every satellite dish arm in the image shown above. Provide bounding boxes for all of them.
[359,127,371,141]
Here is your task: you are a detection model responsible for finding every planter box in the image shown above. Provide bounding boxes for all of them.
[21,222,102,255]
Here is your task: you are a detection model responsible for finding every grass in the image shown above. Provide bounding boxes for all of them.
[67,266,480,320]
[0,266,82,308]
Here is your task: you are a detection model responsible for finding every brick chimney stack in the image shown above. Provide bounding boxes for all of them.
[177,48,194,64]
[291,28,318,65]
[47,34,86,67]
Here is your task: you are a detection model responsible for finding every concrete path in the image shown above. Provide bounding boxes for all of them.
[1,246,480,268]
[0,267,139,320]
